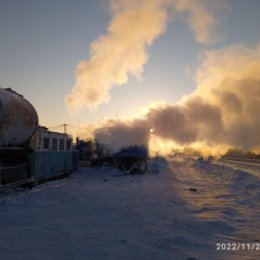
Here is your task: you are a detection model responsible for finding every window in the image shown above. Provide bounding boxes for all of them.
[43,137,49,149]
[66,139,71,151]
[52,138,58,151]
[60,139,65,151]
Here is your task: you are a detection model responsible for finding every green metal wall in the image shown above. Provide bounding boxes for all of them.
[30,151,79,183]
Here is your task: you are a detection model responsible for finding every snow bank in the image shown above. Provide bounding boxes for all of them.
[0,157,259,260]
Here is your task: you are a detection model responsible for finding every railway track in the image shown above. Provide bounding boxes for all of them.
[221,157,260,167]
[219,157,260,175]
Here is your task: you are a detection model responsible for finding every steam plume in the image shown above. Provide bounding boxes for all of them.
[65,0,218,113]
[66,0,169,113]
[93,44,260,156]
[94,119,149,155]
[147,44,260,154]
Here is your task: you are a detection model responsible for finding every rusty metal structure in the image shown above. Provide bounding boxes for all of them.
[0,87,79,190]
[0,88,38,147]
[0,88,38,189]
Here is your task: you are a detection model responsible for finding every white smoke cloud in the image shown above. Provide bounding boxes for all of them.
[65,0,169,113]
[94,118,149,154]
[171,0,216,44]
[92,44,260,155]
[65,0,257,156]
[65,0,220,113]
[149,44,260,154]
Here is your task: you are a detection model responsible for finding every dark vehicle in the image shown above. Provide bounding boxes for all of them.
[113,145,148,174]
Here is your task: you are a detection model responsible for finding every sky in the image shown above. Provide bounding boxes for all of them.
[0,0,260,134]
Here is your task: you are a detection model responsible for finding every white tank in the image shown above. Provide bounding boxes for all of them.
[0,88,39,147]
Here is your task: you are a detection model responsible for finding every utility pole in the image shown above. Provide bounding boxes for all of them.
[64,124,67,134]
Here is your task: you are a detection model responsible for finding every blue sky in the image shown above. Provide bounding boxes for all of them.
[0,0,259,130]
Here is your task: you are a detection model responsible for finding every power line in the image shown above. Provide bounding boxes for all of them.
[48,124,64,130]
[47,123,84,134]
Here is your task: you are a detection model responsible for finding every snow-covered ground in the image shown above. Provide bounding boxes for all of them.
[0,156,259,260]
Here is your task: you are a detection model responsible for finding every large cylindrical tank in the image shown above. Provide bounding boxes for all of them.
[0,87,39,147]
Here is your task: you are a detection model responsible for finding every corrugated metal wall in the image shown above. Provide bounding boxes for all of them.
[30,151,79,183]
[0,149,30,186]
